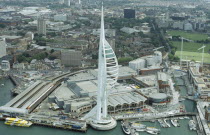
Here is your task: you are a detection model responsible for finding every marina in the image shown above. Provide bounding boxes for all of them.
[121,116,197,135]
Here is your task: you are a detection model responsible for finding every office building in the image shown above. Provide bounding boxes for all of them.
[37,17,46,35]
[0,39,7,58]
[61,50,82,67]
[124,9,135,19]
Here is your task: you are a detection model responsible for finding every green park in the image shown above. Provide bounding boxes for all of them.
[167,30,209,41]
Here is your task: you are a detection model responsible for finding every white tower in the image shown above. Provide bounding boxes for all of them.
[90,5,118,130]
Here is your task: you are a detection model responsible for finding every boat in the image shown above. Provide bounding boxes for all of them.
[5,117,32,127]
[170,119,175,127]
[135,128,145,132]
[189,120,196,130]
[131,122,146,130]
[130,128,139,135]
[171,119,178,127]
[146,130,158,135]
[158,119,167,128]
[146,127,160,132]
[121,121,131,135]
[179,117,184,119]
[163,119,170,127]
[184,116,190,119]
[1,83,4,86]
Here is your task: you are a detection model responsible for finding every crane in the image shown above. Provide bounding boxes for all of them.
[198,45,206,68]
[153,46,164,51]
[180,37,184,68]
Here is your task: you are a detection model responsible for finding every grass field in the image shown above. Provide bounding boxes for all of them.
[175,51,210,63]
[167,30,209,41]
[171,41,210,53]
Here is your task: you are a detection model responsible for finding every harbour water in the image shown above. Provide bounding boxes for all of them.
[0,77,197,135]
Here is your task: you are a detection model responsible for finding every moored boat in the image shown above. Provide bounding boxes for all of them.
[188,120,196,130]
[171,119,179,127]
[5,117,32,127]
[158,119,167,128]
[163,119,170,127]
[146,127,160,132]
[121,121,131,135]
[130,128,139,135]
[131,122,146,130]
[146,130,158,135]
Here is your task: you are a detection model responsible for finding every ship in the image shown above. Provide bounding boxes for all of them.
[5,117,32,127]
[188,120,196,130]
[121,121,131,135]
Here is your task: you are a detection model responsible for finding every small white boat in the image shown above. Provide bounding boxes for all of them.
[146,127,160,132]
[130,128,139,135]
[179,117,184,119]
[163,119,171,127]
[146,130,158,135]
[189,120,196,130]
[131,122,146,129]
[121,121,131,135]
[136,128,145,132]
[158,119,167,128]
[184,116,190,119]
[1,83,4,86]
[171,119,177,127]
[172,119,180,127]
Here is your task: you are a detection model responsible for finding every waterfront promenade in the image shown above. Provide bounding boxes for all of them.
[112,110,197,120]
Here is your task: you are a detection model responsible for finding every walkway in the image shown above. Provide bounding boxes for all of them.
[112,110,196,120]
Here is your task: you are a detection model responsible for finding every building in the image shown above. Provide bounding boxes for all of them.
[25,32,34,41]
[64,0,70,6]
[129,51,162,73]
[124,9,135,19]
[1,60,10,71]
[184,22,193,31]
[54,14,67,22]
[61,50,82,67]
[120,27,140,34]
[0,39,7,58]
[205,105,210,121]
[37,17,46,35]
[172,21,184,30]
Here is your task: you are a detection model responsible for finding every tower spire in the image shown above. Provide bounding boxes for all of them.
[89,4,118,130]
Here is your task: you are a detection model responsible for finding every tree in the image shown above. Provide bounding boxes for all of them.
[48,55,56,60]
[50,49,55,54]
[0,24,6,28]
[118,57,133,63]
[173,56,180,62]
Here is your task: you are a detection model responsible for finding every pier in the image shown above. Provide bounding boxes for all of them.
[113,111,197,120]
